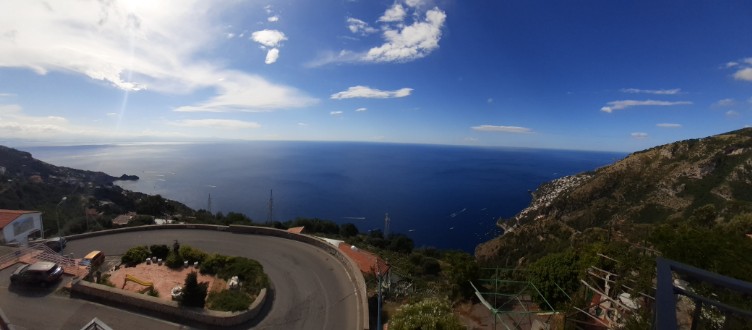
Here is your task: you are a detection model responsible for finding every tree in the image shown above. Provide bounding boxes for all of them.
[528,251,580,309]
[443,251,480,299]
[388,234,414,254]
[180,272,208,308]
[340,223,359,238]
[388,298,463,330]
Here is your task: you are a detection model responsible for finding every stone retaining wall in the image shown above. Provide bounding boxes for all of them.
[71,279,267,327]
[65,224,370,330]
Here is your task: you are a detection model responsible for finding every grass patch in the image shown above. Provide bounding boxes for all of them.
[207,290,252,312]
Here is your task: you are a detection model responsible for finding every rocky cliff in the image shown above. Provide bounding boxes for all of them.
[476,128,752,265]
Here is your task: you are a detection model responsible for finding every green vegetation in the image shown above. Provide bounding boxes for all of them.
[388,298,463,330]
[207,290,253,312]
[200,254,269,296]
[180,272,208,308]
[121,246,151,266]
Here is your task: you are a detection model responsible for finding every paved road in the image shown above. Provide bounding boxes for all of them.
[0,229,359,329]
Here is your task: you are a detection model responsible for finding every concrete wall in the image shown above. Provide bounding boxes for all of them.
[65,224,370,330]
[72,279,267,327]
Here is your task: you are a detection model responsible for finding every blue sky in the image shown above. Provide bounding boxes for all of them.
[0,0,751,152]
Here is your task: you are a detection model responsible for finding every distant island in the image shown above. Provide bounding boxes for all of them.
[118,174,140,181]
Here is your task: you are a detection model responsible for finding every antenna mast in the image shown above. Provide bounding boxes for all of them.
[384,213,391,237]
[267,189,274,225]
[208,193,212,214]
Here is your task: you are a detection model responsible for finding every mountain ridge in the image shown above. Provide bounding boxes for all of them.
[476,128,752,265]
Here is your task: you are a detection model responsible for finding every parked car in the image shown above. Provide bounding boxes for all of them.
[79,250,105,269]
[43,237,67,252]
[10,261,64,286]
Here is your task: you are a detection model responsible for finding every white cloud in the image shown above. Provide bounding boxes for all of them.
[734,68,752,81]
[297,122,308,126]
[264,5,272,14]
[330,111,343,116]
[631,132,648,139]
[471,125,532,133]
[347,18,378,35]
[355,107,367,112]
[726,61,739,68]
[310,4,446,66]
[726,110,740,117]
[464,137,479,143]
[265,48,280,64]
[405,0,427,7]
[251,29,287,48]
[169,119,260,129]
[106,112,118,117]
[331,86,412,99]
[174,72,317,112]
[600,100,692,113]
[365,7,446,63]
[487,98,493,103]
[379,4,407,22]
[713,98,735,107]
[0,93,15,97]
[226,33,235,39]
[620,88,681,95]
[0,1,315,112]
[268,15,279,22]
[656,123,681,128]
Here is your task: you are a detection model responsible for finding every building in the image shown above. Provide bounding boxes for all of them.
[0,209,44,246]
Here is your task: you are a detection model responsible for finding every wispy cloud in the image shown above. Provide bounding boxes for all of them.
[0,1,314,112]
[620,88,681,95]
[631,132,648,139]
[726,110,740,117]
[379,4,407,22]
[0,93,15,97]
[656,123,682,128]
[600,100,692,113]
[331,86,412,99]
[727,57,752,82]
[297,122,309,126]
[169,119,260,129]
[346,18,378,35]
[355,107,367,112]
[330,111,343,117]
[713,98,735,107]
[251,29,287,64]
[268,15,279,22]
[471,125,532,133]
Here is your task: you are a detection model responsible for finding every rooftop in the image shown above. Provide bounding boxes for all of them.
[0,209,40,229]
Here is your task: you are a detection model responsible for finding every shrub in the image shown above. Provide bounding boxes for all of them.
[180,245,208,264]
[388,298,463,330]
[207,290,252,312]
[165,250,185,269]
[146,287,160,297]
[200,254,230,275]
[121,246,150,266]
[180,272,208,308]
[149,244,170,260]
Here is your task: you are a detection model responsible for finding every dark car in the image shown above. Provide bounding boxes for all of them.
[43,237,67,252]
[10,261,64,286]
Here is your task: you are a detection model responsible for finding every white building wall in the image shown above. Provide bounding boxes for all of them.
[2,213,43,246]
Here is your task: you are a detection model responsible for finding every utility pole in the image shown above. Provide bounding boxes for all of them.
[267,189,274,225]
[384,213,391,238]
[56,196,67,236]
[207,193,212,214]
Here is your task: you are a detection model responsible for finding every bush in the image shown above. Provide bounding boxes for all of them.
[121,246,150,266]
[146,287,160,297]
[149,244,170,260]
[180,245,208,264]
[200,254,230,275]
[165,250,185,269]
[180,272,208,308]
[218,257,269,294]
[388,298,463,330]
[207,290,252,312]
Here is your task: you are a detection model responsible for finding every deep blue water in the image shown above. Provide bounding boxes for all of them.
[23,142,624,252]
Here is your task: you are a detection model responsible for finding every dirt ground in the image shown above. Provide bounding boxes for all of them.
[107,262,225,301]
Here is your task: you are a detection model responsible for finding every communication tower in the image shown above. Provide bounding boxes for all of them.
[384,213,391,237]
[207,193,212,214]
[267,189,274,225]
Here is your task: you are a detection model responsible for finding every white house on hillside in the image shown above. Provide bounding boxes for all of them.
[0,209,44,246]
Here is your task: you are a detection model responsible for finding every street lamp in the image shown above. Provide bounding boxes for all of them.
[56,196,67,236]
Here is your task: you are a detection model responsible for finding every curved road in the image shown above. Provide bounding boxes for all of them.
[1,229,359,329]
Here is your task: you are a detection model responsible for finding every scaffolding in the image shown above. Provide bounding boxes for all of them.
[471,267,558,330]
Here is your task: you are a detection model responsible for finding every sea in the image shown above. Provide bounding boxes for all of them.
[23,142,624,252]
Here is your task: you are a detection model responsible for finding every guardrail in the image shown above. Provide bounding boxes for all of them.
[64,224,370,330]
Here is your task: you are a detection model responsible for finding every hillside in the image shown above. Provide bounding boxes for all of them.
[0,145,193,235]
[476,128,752,267]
